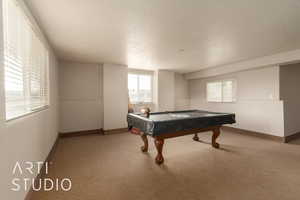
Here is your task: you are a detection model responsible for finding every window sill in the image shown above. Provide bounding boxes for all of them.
[5,105,50,122]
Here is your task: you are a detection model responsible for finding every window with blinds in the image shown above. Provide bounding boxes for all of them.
[3,0,49,120]
[207,80,236,103]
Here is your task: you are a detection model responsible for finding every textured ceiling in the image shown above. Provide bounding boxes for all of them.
[26,0,300,73]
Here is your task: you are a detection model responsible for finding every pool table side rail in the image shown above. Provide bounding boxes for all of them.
[128,110,235,123]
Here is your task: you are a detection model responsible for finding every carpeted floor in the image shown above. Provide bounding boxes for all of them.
[30,130,300,200]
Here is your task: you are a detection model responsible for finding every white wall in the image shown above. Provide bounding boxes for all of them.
[175,73,189,110]
[0,1,59,199]
[280,63,300,136]
[103,64,128,130]
[156,70,175,112]
[189,66,285,137]
[0,36,59,200]
[59,61,103,133]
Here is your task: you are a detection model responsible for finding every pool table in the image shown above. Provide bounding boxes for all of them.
[127,110,236,164]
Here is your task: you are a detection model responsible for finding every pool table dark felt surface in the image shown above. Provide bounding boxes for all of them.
[127,110,236,136]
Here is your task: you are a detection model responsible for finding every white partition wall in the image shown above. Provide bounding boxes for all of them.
[175,73,190,110]
[59,61,103,133]
[103,64,128,130]
[156,70,175,112]
[280,63,300,137]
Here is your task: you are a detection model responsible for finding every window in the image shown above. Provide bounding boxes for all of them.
[3,0,49,120]
[128,73,152,103]
[207,80,236,102]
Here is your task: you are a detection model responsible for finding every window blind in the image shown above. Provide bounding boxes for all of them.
[207,80,235,103]
[222,80,234,102]
[3,0,49,120]
[207,82,222,102]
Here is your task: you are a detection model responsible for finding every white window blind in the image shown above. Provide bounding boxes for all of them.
[3,0,49,120]
[207,80,236,103]
[207,82,222,102]
[128,73,152,103]
[222,80,234,102]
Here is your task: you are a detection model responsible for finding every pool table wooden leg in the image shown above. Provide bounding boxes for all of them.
[212,127,221,148]
[140,133,148,152]
[154,138,164,164]
[193,133,199,141]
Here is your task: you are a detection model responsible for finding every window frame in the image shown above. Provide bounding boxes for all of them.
[206,79,237,103]
[128,72,153,104]
[2,0,50,121]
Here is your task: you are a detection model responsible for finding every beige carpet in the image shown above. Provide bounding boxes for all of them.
[30,130,300,200]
